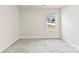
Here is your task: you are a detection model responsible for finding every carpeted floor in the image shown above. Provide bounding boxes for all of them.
[2,38,79,53]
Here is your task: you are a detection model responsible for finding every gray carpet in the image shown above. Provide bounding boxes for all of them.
[2,38,79,53]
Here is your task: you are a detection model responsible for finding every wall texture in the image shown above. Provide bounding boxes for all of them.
[61,6,79,49]
[0,5,20,51]
[20,8,61,38]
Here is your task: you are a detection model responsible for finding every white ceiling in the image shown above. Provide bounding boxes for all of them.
[19,5,64,8]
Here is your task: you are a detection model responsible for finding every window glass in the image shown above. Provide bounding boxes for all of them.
[46,13,57,32]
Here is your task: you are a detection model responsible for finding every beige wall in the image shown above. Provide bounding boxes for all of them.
[0,5,20,51]
[20,8,61,38]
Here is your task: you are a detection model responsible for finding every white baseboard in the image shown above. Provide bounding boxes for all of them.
[62,38,79,50]
[0,38,19,52]
[19,37,60,39]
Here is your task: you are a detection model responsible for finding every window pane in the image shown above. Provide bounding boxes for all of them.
[47,13,57,32]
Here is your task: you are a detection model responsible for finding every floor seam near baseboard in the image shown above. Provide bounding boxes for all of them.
[0,38,19,52]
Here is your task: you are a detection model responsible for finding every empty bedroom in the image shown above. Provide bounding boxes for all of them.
[0,5,79,53]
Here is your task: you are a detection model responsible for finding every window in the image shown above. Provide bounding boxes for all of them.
[46,13,57,32]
